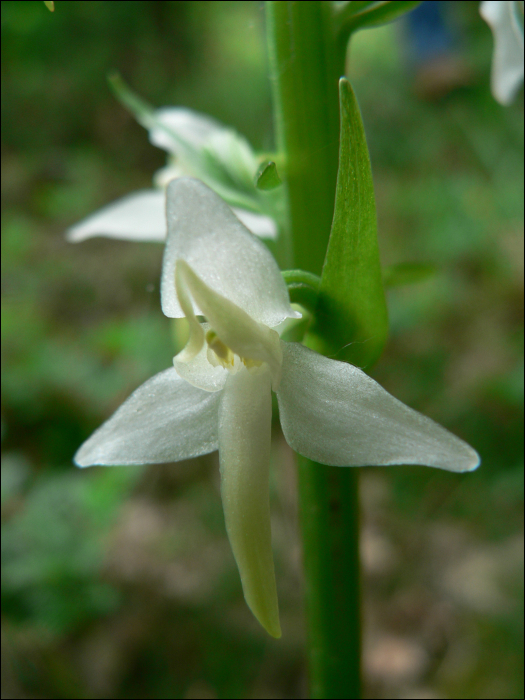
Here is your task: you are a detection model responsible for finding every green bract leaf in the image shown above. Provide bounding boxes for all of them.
[255,161,282,190]
[334,1,421,38]
[314,79,388,369]
[383,262,437,288]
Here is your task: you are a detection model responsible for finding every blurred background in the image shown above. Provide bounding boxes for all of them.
[1,2,523,698]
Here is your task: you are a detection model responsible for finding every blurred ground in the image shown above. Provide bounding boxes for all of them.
[1,2,523,698]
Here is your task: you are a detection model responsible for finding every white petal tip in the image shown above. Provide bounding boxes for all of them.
[65,190,167,244]
[264,619,282,639]
[73,443,109,468]
[73,451,94,468]
[246,597,282,639]
[434,440,481,473]
[459,449,481,473]
[66,228,86,243]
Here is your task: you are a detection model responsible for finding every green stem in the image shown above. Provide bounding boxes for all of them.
[266,1,345,276]
[266,3,361,697]
[298,458,361,699]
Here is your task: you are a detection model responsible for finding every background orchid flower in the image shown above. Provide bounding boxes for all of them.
[480,1,524,105]
[67,98,278,243]
[74,178,480,638]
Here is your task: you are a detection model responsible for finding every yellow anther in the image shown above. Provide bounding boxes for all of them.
[205,329,264,371]
[242,357,263,369]
[206,330,235,367]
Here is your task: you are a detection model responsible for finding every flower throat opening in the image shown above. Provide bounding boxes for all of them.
[205,329,263,371]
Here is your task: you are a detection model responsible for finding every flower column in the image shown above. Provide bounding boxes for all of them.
[266,3,360,698]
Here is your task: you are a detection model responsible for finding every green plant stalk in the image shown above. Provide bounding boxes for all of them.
[298,459,361,698]
[266,1,345,276]
[266,3,361,697]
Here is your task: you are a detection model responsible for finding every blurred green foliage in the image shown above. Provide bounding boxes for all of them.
[1,2,523,698]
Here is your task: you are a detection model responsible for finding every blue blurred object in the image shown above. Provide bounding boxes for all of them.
[405,1,471,98]
[406,0,454,64]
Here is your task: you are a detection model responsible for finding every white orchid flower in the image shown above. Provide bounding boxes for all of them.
[480,1,524,105]
[67,108,277,243]
[74,178,480,638]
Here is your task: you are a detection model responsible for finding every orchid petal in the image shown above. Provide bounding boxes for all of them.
[230,208,278,240]
[205,127,260,186]
[173,323,229,392]
[161,179,299,326]
[153,163,188,188]
[149,108,259,190]
[173,260,206,363]
[67,190,166,243]
[480,1,524,105]
[74,368,220,467]
[175,261,283,389]
[277,343,480,472]
[218,365,281,638]
[149,107,224,153]
[155,164,277,239]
